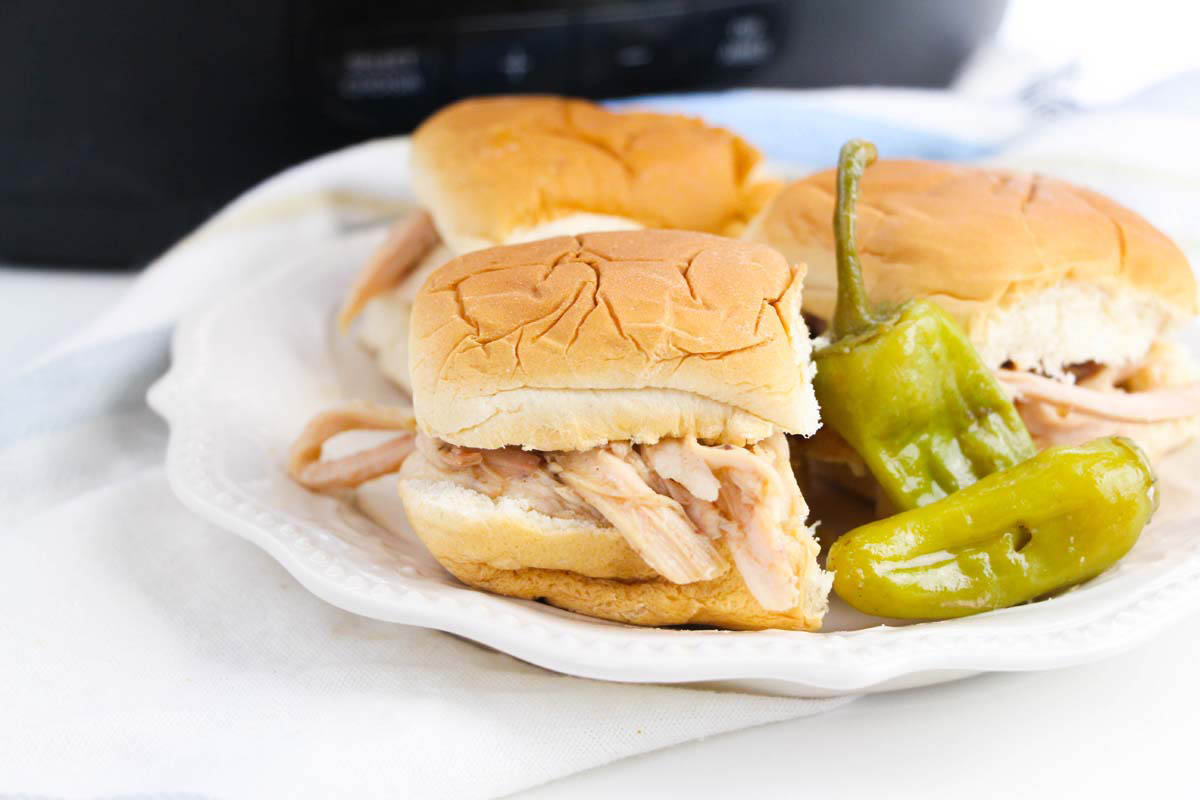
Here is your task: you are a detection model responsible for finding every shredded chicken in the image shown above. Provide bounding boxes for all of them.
[549,449,728,584]
[288,408,812,608]
[337,210,440,329]
[409,433,814,609]
[410,436,603,523]
[993,339,1200,452]
[417,435,541,475]
[640,438,722,501]
[287,403,417,492]
[672,436,804,612]
[997,369,1200,423]
[637,439,729,543]
[603,441,807,607]
[1011,399,1117,449]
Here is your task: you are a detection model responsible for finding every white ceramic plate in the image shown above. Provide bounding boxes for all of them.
[148,226,1200,697]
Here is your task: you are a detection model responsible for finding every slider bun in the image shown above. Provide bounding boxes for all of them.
[397,472,828,632]
[408,230,819,450]
[752,159,1197,373]
[356,244,454,394]
[411,96,779,253]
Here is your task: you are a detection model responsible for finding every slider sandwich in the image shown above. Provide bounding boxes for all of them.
[751,160,1200,464]
[338,95,779,394]
[296,230,830,630]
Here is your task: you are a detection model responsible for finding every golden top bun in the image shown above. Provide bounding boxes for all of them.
[408,230,819,450]
[411,96,779,253]
[751,159,1197,371]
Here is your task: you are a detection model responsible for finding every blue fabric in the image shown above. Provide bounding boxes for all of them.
[1,327,169,446]
[608,90,996,166]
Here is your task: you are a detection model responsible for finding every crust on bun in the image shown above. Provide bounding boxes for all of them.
[408,230,820,450]
[411,96,780,254]
[750,159,1197,374]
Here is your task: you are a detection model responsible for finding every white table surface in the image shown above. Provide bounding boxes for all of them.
[6,265,1198,799]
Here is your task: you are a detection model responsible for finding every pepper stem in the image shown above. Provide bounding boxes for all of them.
[832,139,879,340]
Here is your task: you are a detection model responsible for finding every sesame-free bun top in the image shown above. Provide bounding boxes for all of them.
[408,230,819,451]
[410,96,779,254]
[751,159,1197,373]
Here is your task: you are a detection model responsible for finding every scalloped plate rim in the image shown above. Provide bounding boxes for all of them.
[147,214,1200,697]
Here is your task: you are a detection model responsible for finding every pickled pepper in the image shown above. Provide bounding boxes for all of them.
[827,437,1157,618]
[812,140,1036,510]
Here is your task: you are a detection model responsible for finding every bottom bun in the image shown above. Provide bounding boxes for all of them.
[358,292,413,393]
[1135,416,1200,463]
[356,244,454,395]
[398,476,829,632]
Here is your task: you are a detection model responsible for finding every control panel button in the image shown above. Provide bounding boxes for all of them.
[685,1,785,83]
[715,9,775,68]
[577,2,688,94]
[454,14,571,94]
[317,25,449,130]
[337,46,442,100]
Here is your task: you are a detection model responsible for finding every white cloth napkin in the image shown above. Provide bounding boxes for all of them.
[5,86,1200,799]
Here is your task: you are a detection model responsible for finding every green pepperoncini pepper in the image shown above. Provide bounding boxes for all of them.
[813,140,1036,510]
[828,436,1157,619]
